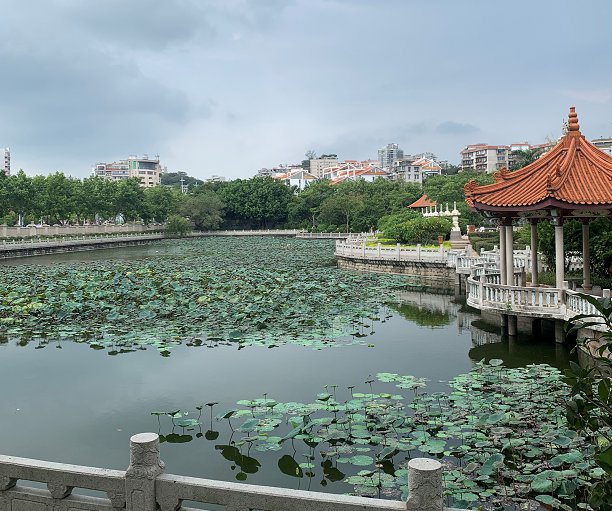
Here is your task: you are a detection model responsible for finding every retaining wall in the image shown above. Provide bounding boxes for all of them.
[336,256,455,291]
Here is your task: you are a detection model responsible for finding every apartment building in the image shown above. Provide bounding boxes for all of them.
[460,144,509,172]
[378,143,404,170]
[461,141,555,173]
[309,155,338,178]
[1,148,10,175]
[392,157,442,184]
[92,155,164,188]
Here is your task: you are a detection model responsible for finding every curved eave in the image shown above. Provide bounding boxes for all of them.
[469,197,612,215]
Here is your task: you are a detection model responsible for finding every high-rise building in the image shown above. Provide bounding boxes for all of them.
[1,148,10,176]
[378,143,404,170]
[92,154,164,187]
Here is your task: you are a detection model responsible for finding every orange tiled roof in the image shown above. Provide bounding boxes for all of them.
[408,194,437,208]
[464,107,612,212]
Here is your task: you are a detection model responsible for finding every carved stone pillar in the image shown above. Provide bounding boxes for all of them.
[125,433,165,511]
[406,458,443,511]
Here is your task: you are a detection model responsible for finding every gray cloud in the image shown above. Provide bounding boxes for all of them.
[436,122,480,135]
[0,0,611,178]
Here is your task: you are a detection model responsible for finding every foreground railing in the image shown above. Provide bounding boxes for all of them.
[0,433,464,511]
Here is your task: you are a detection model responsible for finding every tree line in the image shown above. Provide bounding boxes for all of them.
[0,170,496,230]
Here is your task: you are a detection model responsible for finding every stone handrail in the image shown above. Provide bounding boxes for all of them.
[0,232,165,252]
[198,229,302,236]
[336,241,448,263]
[0,433,465,511]
[1,223,162,239]
[467,274,564,317]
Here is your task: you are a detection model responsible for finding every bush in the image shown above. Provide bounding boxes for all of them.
[393,217,452,245]
[378,210,420,240]
[165,215,191,237]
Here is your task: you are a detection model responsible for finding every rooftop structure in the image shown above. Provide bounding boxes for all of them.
[407,194,437,209]
[92,155,164,188]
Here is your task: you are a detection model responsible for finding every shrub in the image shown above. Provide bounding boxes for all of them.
[165,215,191,237]
[396,217,452,245]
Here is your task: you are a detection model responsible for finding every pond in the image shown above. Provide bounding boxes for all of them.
[0,237,579,507]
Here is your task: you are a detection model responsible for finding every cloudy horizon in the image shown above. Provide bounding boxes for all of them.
[1,0,611,180]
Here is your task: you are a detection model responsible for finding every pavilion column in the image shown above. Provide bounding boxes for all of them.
[553,217,565,289]
[530,220,539,286]
[505,223,514,286]
[499,222,507,286]
[582,219,592,292]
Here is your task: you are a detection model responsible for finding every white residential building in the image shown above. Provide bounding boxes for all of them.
[1,148,10,175]
[274,169,317,190]
[393,157,442,184]
[460,144,509,173]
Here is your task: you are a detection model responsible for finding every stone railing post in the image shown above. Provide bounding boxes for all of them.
[406,458,443,511]
[396,243,401,261]
[125,433,165,511]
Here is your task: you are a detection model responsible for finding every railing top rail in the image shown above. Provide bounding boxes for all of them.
[0,454,124,491]
[156,474,406,511]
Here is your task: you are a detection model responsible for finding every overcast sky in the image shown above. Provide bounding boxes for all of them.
[1,0,611,180]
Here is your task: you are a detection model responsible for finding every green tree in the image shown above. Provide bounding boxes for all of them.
[7,170,34,226]
[219,177,292,229]
[114,178,145,222]
[144,186,180,223]
[181,192,225,230]
[509,148,545,170]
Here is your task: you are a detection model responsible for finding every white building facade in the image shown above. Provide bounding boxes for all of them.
[92,155,164,188]
[1,148,10,175]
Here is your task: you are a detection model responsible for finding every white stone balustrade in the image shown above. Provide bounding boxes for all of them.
[335,241,448,263]
[0,433,466,511]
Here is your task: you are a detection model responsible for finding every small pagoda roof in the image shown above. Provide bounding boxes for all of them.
[408,194,437,209]
[464,107,612,215]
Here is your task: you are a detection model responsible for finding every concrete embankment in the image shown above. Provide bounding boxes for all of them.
[336,255,456,292]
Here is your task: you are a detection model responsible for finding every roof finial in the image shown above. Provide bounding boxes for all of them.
[568,106,580,132]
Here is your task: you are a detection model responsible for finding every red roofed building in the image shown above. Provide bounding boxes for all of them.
[408,194,437,211]
[464,107,612,336]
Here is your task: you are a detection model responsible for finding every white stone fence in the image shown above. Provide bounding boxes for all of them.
[335,241,448,263]
[0,232,165,249]
[0,223,162,239]
[0,433,465,511]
